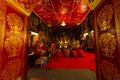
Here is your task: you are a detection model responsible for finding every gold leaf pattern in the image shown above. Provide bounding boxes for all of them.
[7,13,23,33]
[100,60,119,80]
[0,8,5,48]
[115,4,120,49]
[0,18,3,47]
[99,33,117,58]
[4,36,22,58]
[97,4,113,31]
[2,59,21,80]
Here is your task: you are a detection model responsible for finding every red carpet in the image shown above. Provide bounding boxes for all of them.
[43,49,96,72]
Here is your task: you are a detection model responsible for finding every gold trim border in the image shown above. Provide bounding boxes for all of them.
[84,0,102,10]
[7,0,31,16]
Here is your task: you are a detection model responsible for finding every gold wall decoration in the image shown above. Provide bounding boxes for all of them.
[5,13,23,58]
[7,13,23,33]
[0,3,6,78]
[0,3,6,48]
[94,0,120,80]
[0,4,27,80]
[4,36,22,58]
[100,60,119,80]
[0,12,4,48]
[7,0,39,16]
[84,0,102,10]
[97,4,113,31]
[2,59,21,80]
[113,1,120,49]
[114,74,120,80]
[99,33,117,58]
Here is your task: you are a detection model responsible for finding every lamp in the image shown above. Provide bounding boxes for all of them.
[61,21,66,26]
[30,31,38,35]
[48,21,52,27]
[48,23,52,27]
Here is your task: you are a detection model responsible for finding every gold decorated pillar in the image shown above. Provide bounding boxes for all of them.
[0,1,7,80]
[113,0,120,67]
[0,0,30,80]
[94,0,120,80]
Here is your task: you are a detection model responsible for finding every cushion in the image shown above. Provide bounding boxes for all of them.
[71,50,78,57]
[64,49,71,58]
[78,49,86,57]
[54,49,64,57]
[41,46,46,50]
[76,45,82,49]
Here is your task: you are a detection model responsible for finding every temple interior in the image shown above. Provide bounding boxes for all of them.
[0,0,120,80]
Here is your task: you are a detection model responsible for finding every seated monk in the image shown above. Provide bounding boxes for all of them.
[63,47,71,58]
[54,46,63,57]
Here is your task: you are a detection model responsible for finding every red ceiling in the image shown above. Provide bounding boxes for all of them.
[33,0,90,28]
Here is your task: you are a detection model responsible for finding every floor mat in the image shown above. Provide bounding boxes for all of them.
[29,78,45,80]
[27,69,96,80]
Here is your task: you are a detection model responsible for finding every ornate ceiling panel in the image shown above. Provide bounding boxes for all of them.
[33,0,90,28]
[7,0,39,16]
[6,0,102,28]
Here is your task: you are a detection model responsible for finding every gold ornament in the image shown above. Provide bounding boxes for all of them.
[97,4,113,31]
[7,13,23,33]
[99,33,117,58]
[100,60,119,80]
[2,59,21,80]
[4,36,22,58]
